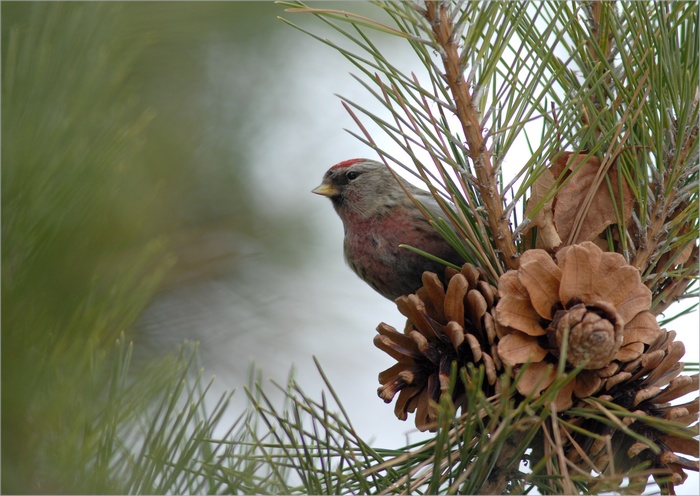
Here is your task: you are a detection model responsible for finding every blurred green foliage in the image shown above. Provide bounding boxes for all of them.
[1,2,305,492]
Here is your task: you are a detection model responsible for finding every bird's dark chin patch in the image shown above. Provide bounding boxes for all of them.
[331,195,345,209]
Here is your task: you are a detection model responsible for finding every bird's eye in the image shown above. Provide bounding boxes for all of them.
[346,171,359,180]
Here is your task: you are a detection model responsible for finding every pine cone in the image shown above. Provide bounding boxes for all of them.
[550,301,623,370]
[493,241,698,493]
[374,263,499,431]
[495,241,662,410]
[565,329,699,494]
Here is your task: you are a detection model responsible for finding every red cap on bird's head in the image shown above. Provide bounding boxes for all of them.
[329,158,365,170]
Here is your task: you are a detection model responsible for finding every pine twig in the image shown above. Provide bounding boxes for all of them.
[421,1,519,270]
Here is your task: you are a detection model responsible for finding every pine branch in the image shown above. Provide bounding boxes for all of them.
[420,1,519,269]
[275,2,698,494]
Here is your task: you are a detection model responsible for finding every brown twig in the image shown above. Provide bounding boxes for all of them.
[549,404,577,494]
[650,247,699,316]
[478,429,527,495]
[633,125,699,269]
[422,1,519,270]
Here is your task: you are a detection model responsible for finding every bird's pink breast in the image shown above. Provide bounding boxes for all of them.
[344,208,418,255]
[343,209,437,290]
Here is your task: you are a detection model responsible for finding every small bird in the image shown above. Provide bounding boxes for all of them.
[312,158,463,300]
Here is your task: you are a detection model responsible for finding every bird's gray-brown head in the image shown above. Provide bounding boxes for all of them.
[312,159,410,222]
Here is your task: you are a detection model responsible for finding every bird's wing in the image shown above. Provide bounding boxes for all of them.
[416,191,452,221]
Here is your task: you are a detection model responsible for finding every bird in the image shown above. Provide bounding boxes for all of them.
[312,158,463,300]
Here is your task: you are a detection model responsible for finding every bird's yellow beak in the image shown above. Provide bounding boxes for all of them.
[311,182,339,198]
